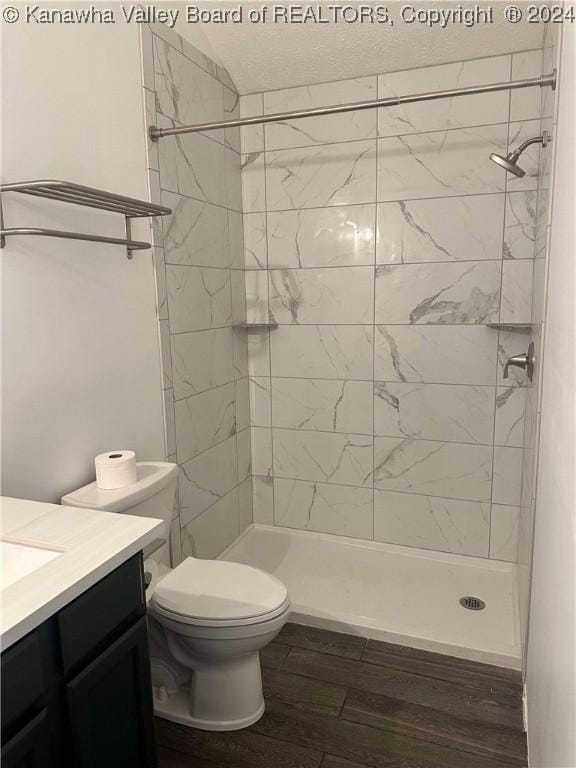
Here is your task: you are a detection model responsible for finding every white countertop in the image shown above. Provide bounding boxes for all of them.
[0,496,164,650]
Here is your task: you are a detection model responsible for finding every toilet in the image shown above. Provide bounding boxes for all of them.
[62,461,290,731]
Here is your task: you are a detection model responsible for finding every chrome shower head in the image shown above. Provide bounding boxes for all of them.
[489,130,550,177]
[489,151,525,177]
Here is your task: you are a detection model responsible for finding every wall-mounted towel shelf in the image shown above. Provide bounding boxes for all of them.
[0,180,172,257]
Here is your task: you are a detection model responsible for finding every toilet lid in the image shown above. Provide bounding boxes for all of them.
[152,557,288,621]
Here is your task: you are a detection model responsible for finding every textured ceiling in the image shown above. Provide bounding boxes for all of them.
[175,1,544,94]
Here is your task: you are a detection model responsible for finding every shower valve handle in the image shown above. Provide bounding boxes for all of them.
[504,341,535,382]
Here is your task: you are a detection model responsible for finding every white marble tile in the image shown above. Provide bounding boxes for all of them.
[500,260,533,324]
[377,125,507,202]
[171,328,234,400]
[375,261,501,324]
[376,195,505,264]
[240,92,264,154]
[230,269,247,325]
[163,388,176,457]
[270,325,373,380]
[531,257,547,327]
[235,377,251,433]
[510,50,544,122]
[150,23,183,54]
[246,329,270,377]
[154,36,225,140]
[375,325,497,385]
[225,146,243,212]
[274,478,373,539]
[179,436,238,525]
[228,210,245,269]
[159,320,172,389]
[374,490,490,556]
[169,518,182,567]
[252,475,274,524]
[223,86,241,153]
[243,212,268,268]
[267,205,376,268]
[378,56,510,137]
[181,487,239,559]
[162,191,229,267]
[238,477,253,532]
[174,382,236,464]
[492,446,523,506]
[373,438,493,501]
[269,266,374,325]
[489,504,520,562]
[272,378,373,434]
[503,191,537,260]
[233,327,250,379]
[374,383,495,444]
[273,429,373,487]
[249,377,272,427]
[495,387,526,448]
[251,427,273,477]
[266,140,377,211]
[506,121,542,193]
[245,270,268,325]
[167,265,231,333]
[154,247,168,320]
[236,427,252,483]
[264,77,377,150]
[157,115,227,206]
[497,328,532,387]
[241,152,266,212]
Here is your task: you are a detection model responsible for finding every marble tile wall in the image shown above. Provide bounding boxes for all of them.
[516,24,560,666]
[241,50,545,561]
[141,23,252,564]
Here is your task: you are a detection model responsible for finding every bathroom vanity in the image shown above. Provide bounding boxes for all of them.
[0,497,164,767]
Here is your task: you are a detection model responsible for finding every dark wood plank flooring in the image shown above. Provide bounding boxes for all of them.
[156,623,527,768]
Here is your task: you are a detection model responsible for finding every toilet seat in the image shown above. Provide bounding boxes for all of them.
[151,557,289,627]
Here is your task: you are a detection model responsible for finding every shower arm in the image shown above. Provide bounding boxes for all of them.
[510,132,550,160]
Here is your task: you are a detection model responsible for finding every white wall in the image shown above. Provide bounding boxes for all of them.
[1,17,165,502]
[526,26,576,768]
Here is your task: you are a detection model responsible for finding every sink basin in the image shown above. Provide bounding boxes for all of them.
[1,540,62,589]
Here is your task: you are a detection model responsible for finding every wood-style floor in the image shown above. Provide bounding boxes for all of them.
[155,622,527,768]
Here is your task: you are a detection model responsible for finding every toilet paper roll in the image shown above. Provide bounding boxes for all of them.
[95,450,137,490]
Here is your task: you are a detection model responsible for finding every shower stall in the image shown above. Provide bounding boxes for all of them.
[141,20,560,671]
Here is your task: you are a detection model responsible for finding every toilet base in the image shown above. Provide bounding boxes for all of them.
[153,685,265,731]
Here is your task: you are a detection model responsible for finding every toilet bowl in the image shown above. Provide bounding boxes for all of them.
[149,556,290,730]
[62,461,290,731]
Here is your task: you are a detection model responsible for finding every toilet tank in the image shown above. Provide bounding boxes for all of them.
[61,462,178,530]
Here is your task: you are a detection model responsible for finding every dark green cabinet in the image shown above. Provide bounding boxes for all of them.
[1,554,156,768]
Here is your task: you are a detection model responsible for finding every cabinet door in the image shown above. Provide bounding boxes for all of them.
[66,617,156,768]
[1,710,54,768]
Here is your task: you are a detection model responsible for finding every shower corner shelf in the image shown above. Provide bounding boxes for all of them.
[0,180,172,257]
[233,322,279,330]
[486,322,533,330]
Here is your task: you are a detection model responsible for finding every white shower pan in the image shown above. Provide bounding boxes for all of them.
[220,525,521,670]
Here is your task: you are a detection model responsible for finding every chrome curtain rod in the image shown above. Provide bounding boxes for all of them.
[150,71,556,141]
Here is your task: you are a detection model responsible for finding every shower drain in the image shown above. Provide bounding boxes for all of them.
[459,596,486,611]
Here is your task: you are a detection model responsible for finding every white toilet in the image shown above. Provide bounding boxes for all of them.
[62,461,290,731]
